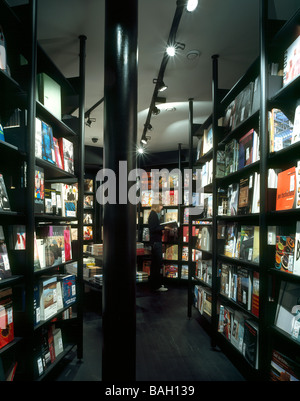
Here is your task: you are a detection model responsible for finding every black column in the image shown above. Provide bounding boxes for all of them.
[102,0,138,381]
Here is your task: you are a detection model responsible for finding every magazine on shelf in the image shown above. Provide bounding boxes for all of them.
[283,35,300,87]
[41,121,55,164]
[276,166,297,210]
[0,174,10,211]
[269,109,294,153]
[0,227,11,280]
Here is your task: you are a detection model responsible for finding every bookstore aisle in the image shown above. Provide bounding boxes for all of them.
[48,284,245,381]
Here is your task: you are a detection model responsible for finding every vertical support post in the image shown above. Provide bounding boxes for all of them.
[188,99,193,318]
[178,143,182,279]
[259,0,269,380]
[77,34,87,360]
[102,0,138,381]
[25,0,37,380]
[211,54,219,348]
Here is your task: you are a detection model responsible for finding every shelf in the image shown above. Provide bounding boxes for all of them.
[216,160,260,186]
[34,301,77,331]
[218,254,259,270]
[268,267,300,283]
[35,157,77,181]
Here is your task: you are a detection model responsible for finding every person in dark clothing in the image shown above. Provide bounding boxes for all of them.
[148,203,170,291]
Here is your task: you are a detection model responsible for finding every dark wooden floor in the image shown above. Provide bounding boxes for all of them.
[50,283,245,381]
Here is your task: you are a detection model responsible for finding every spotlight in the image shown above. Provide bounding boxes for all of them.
[153,79,168,92]
[166,45,176,57]
[152,106,160,116]
[141,134,151,145]
[186,0,198,12]
[166,42,185,57]
[86,116,96,127]
[138,146,144,154]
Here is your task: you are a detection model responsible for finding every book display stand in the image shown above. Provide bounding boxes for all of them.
[0,0,85,380]
[188,1,300,381]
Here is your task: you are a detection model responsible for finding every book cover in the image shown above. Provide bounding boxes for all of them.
[37,73,62,120]
[58,137,74,174]
[275,282,300,340]
[294,221,300,276]
[163,264,178,278]
[34,167,44,214]
[292,104,300,144]
[270,349,300,381]
[224,223,238,258]
[220,264,231,298]
[251,271,259,317]
[53,137,63,169]
[64,226,72,261]
[269,109,294,152]
[227,183,239,216]
[0,227,11,280]
[0,124,4,142]
[237,267,252,310]
[238,129,254,169]
[0,287,14,349]
[231,311,246,352]
[39,276,58,321]
[233,82,254,129]
[54,274,76,307]
[275,235,295,274]
[283,35,300,87]
[237,176,252,215]
[35,118,42,159]
[0,174,10,211]
[239,225,255,263]
[243,319,259,369]
[276,167,296,210]
[41,121,55,164]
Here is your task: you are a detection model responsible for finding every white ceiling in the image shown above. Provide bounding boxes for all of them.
[9,0,300,153]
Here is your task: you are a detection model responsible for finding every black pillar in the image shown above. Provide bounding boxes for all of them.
[102,0,138,381]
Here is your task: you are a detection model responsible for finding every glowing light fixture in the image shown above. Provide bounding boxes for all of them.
[186,0,198,12]
[166,42,185,57]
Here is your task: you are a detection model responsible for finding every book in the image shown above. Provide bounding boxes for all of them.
[242,319,259,369]
[238,129,255,169]
[270,349,300,381]
[251,271,259,317]
[34,167,44,214]
[276,167,297,210]
[220,263,232,298]
[233,82,254,129]
[41,121,55,164]
[237,175,253,215]
[275,234,295,273]
[53,327,64,357]
[218,305,234,340]
[35,118,42,159]
[239,225,255,263]
[269,109,294,152]
[0,287,14,349]
[275,281,300,341]
[39,276,58,321]
[283,35,300,87]
[0,227,11,280]
[237,267,252,310]
[292,104,300,144]
[53,274,76,307]
[163,264,178,278]
[224,139,239,175]
[0,174,10,211]
[37,73,62,120]
[227,183,239,216]
[294,221,300,276]
[231,311,246,352]
[160,220,178,228]
[224,223,238,258]
[58,137,74,174]
[0,26,7,72]
[53,137,63,169]
[0,124,4,142]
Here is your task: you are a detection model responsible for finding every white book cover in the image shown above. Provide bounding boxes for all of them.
[283,35,300,86]
[293,221,300,275]
[292,105,300,144]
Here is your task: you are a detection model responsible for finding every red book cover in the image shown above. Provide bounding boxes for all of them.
[276,167,296,210]
[251,271,259,317]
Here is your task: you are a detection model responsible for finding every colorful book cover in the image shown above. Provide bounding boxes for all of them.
[41,121,55,164]
[276,167,296,210]
[283,35,300,87]
[0,174,10,211]
[0,226,11,280]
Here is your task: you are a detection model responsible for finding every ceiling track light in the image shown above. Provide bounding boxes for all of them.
[186,0,198,12]
[152,106,160,116]
[153,78,168,92]
[141,134,151,145]
[85,116,96,127]
[166,41,185,57]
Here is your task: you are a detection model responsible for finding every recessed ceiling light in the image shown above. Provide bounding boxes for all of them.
[186,50,200,60]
